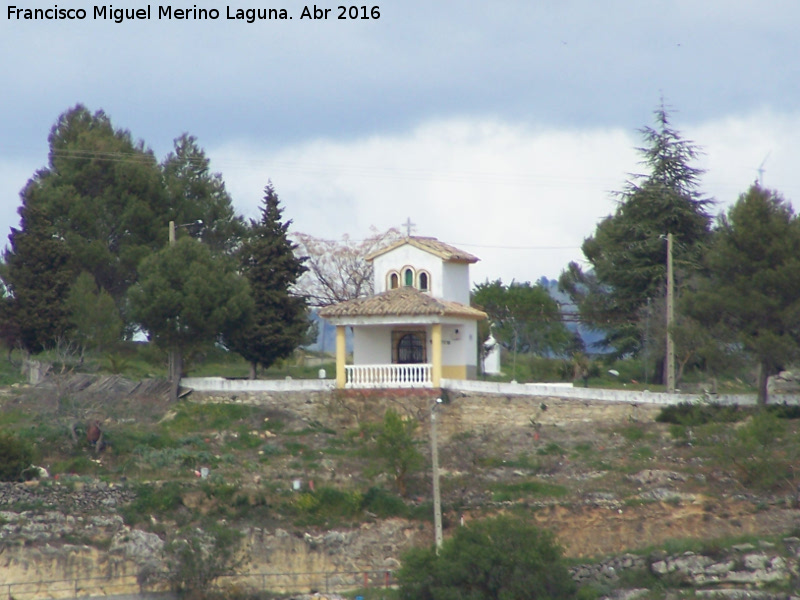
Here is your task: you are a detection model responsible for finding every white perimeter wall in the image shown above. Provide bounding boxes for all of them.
[181,376,800,406]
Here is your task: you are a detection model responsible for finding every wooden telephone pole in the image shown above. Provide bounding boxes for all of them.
[665,233,676,393]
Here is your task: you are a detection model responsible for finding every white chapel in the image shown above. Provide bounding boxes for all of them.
[319,236,487,389]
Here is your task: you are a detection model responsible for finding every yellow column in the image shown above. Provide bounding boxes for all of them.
[336,326,347,389]
[431,323,442,388]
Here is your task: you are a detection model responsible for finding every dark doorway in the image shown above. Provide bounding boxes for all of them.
[397,332,425,364]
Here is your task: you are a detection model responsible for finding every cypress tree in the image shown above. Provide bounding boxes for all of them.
[226,183,310,378]
[2,203,75,353]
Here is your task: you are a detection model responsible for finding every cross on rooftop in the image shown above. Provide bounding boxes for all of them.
[402,217,416,237]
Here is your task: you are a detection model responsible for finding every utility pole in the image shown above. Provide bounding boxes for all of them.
[166,219,202,401]
[430,399,443,553]
[665,233,676,393]
[168,221,176,395]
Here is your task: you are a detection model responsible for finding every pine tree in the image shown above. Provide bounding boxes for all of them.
[685,184,800,404]
[3,105,167,343]
[65,272,124,360]
[128,237,252,401]
[161,134,246,255]
[5,107,247,350]
[226,183,310,378]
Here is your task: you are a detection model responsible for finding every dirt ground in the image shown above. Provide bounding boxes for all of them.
[435,404,800,558]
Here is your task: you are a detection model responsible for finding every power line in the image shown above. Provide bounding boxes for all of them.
[453,242,580,251]
[40,147,621,189]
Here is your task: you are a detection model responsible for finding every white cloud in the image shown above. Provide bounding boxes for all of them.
[689,111,800,207]
[212,120,640,284]
[213,111,800,284]
[3,111,800,287]
[0,161,30,244]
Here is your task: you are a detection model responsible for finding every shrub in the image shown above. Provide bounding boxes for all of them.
[363,409,424,497]
[767,404,800,420]
[361,486,408,518]
[161,523,243,599]
[397,515,576,600]
[656,401,744,426]
[289,486,364,526]
[0,432,34,481]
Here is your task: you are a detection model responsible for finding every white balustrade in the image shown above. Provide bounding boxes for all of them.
[345,364,433,388]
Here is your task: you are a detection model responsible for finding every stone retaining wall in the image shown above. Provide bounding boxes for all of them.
[190,388,661,441]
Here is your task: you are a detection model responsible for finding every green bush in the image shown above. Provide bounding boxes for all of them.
[361,486,408,518]
[397,515,576,600]
[160,523,243,599]
[50,456,99,476]
[289,486,364,526]
[618,424,646,443]
[767,404,800,420]
[656,401,744,426]
[363,409,424,497]
[164,403,257,436]
[0,433,35,481]
[528,357,570,382]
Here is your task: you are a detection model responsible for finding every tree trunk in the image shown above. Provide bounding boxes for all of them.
[249,361,257,380]
[169,345,182,403]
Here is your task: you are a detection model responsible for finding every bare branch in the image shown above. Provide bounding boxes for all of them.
[292,227,402,306]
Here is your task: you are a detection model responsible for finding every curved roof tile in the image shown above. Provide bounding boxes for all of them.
[319,286,487,320]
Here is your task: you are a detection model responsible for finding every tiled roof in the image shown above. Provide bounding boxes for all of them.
[365,236,479,264]
[318,287,487,320]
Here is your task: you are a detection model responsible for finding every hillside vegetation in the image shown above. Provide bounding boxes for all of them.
[2,349,800,598]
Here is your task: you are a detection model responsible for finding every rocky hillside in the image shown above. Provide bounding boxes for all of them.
[2,377,800,598]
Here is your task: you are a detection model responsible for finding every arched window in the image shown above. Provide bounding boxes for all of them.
[389,272,399,289]
[418,271,429,291]
[397,333,425,363]
[404,268,414,287]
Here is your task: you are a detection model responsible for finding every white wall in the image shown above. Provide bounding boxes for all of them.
[440,321,478,368]
[353,326,393,364]
[351,322,477,369]
[181,376,800,406]
[441,262,471,305]
[373,244,474,304]
[373,245,444,295]
[181,377,335,392]
[441,379,800,406]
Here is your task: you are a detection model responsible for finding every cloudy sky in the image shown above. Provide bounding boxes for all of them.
[2,1,800,284]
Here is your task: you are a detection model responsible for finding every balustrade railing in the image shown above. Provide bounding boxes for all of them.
[346,364,433,388]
